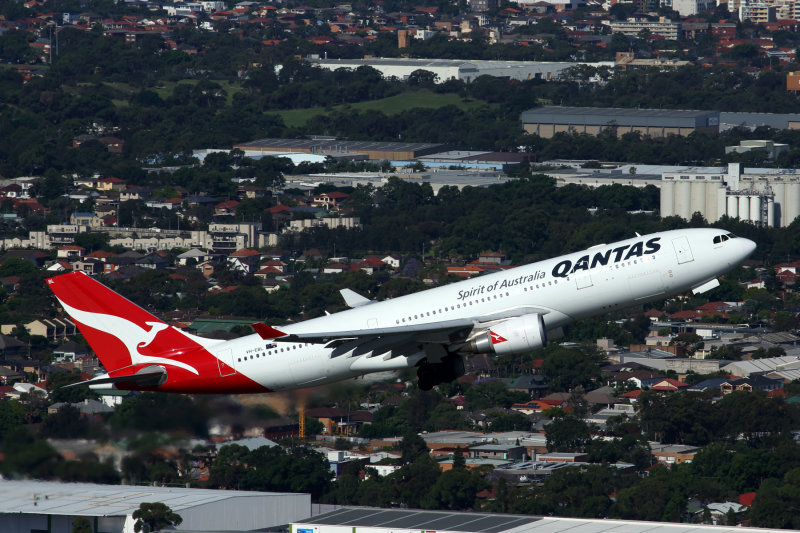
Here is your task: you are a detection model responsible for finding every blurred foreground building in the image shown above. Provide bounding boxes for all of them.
[0,480,310,533]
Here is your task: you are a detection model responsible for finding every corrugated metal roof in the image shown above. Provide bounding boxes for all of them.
[236,137,447,153]
[301,508,541,533]
[521,106,717,128]
[722,355,800,376]
[0,480,299,517]
[296,508,786,533]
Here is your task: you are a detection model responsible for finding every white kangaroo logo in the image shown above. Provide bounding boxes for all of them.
[56,298,200,375]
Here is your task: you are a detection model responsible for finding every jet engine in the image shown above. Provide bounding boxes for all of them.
[463,313,547,355]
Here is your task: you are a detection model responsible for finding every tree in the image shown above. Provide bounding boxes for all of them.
[423,468,487,510]
[400,431,429,464]
[132,502,183,532]
[452,446,466,469]
[0,400,24,441]
[72,517,92,533]
[545,416,592,452]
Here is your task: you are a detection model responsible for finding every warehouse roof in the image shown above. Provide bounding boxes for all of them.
[295,507,780,533]
[0,480,300,517]
[721,355,800,377]
[297,508,541,533]
[521,106,718,128]
[235,138,447,154]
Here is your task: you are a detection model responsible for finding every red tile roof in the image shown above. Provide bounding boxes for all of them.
[230,248,260,258]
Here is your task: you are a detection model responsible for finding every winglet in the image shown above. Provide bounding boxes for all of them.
[252,323,288,339]
[340,288,373,308]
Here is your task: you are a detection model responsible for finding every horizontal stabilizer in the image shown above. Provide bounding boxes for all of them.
[340,288,373,308]
[252,323,288,340]
[64,365,167,389]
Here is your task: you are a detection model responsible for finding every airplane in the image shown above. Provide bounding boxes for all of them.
[46,227,755,394]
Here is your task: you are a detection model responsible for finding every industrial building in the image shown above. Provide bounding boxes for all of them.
[292,507,774,533]
[232,138,447,161]
[306,57,613,83]
[0,480,310,533]
[520,106,720,139]
[660,163,800,227]
[724,139,788,159]
[719,111,800,131]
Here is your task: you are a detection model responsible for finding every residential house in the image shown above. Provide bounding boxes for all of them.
[471,444,526,461]
[650,443,698,464]
[312,191,349,210]
[177,248,210,266]
[215,199,240,216]
[70,212,102,228]
[56,245,85,260]
[356,257,387,274]
[53,340,89,362]
[96,176,126,191]
[135,252,168,270]
[720,375,783,394]
[1,249,49,267]
[0,334,25,358]
[650,378,689,392]
[508,374,548,398]
[305,407,373,435]
[0,365,23,385]
[71,258,104,275]
[227,248,261,273]
[46,260,72,273]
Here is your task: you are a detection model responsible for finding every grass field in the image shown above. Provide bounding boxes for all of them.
[106,79,244,107]
[275,90,487,128]
[102,83,487,126]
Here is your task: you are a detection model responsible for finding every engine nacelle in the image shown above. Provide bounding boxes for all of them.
[464,313,547,355]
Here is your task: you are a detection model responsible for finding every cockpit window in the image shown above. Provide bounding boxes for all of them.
[714,233,737,245]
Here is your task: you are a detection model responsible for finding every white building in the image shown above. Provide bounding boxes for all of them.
[661,163,800,227]
[306,57,613,84]
[607,18,681,40]
[0,480,311,533]
[671,0,716,16]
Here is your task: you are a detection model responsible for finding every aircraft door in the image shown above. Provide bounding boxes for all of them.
[672,236,695,264]
[217,348,236,377]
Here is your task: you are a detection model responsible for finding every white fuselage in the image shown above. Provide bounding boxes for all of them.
[208,228,755,391]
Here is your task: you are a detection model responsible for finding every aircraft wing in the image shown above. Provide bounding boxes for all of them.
[252,305,552,344]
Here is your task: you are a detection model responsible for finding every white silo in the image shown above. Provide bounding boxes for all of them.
[661,179,675,217]
[772,181,786,226]
[677,181,691,219]
[715,188,728,223]
[738,195,749,221]
[785,181,800,226]
[727,194,739,218]
[690,181,706,216]
[749,195,761,223]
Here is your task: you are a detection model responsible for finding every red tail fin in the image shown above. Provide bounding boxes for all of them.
[46,272,207,373]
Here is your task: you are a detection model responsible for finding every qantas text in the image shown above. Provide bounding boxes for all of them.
[552,237,661,277]
[455,237,661,301]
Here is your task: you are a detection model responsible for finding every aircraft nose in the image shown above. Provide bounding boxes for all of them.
[739,238,756,261]
[743,239,756,257]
